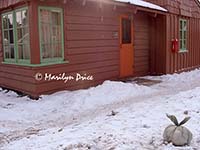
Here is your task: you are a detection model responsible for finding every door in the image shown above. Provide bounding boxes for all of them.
[120,15,134,77]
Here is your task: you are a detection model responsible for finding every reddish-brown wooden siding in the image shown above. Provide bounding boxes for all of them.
[0,65,36,95]
[164,14,200,73]
[149,14,166,75]
[33,0,120,95]
[0,0,121,96]
[163,0,200,73]
[146,0,200,73]
[134,12,150,76]
[2,0,200,97]
[146,0,200,17]
[0,0,168,97]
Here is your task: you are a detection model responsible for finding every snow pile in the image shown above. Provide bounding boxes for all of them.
[114,0,167,12]
[0,80,154,131]
[161,69,200,82]
[43,80,154,111]
[3,85,200,150]
[1,69,200,150]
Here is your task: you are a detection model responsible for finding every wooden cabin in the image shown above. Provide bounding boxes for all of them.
[0,0,200,98]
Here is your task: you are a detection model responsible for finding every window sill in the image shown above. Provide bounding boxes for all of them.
[2,60,69,67]
[179,50,188,53]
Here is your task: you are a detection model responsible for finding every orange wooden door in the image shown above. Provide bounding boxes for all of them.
[120,15,134,77]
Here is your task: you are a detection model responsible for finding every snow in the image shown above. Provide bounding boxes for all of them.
[114,0,168,12]
[1,69,200,149]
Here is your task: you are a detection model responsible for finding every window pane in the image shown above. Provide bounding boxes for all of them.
[180,20,183,30]
[52,11,61,25]
[3,15,8,29]
[53,43,62,57]
[184,21,187,29]
[41,24,51,43]
[17,28,23,42]
[16,10,28,27]
[122,18,131,44]
[42,44,51,59]
[9,30,14,44]
[23,44,30,59]
[184,31,186,39]
[3,31,9,44]
[180,31,182,39]
[18,44,23,59]
[16,11,22,27]
[18,44,30,59]
[8,14,13,29]
[22,10,28,26]
[180,40,182,49]
[5,45,15,59]
[4,45,9,58]
[52,26,61,42]
[24,27,29,44]
[183,40,186,49]
[40,10,51,23]
[10,45,15,58]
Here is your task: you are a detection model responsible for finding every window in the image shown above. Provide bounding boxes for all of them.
[122,18,131,44]
[39,7,64,63]
[2,7,30,63]
[179,19,187,52]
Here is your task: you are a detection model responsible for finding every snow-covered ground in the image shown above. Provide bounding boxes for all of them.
[1,69,200,150]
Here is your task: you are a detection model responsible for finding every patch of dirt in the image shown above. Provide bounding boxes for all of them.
[0,127,41,146]
[125,78,162,86]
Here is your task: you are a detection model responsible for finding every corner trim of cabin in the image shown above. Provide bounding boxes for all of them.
[136,6,167,15]
[1,60,69,67]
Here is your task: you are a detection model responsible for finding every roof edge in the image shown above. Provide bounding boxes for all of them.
[194,0,200,7]
[114,0,168,12]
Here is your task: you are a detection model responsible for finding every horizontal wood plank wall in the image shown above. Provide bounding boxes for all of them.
[34,0,121,95]
[150,14,166,75]
[34,0,200,95]
[134,12,150,76]
[0,0,141,96]
[0,65,36,95]
[146,0,200,74]
[0,0,167,96]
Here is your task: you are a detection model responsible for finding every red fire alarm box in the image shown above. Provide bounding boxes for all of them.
[171,39,178,52]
